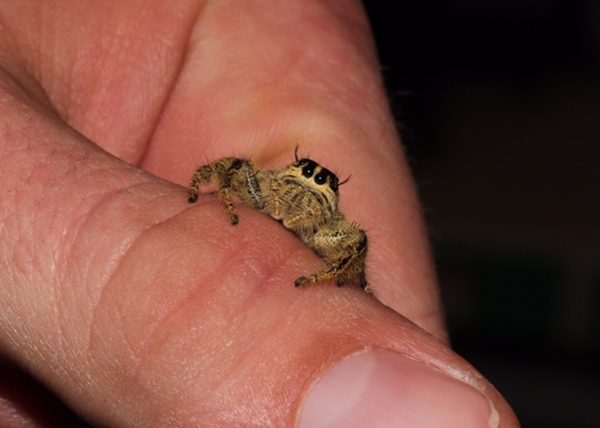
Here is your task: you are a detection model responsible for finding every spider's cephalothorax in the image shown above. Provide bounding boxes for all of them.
[188,151,368,291]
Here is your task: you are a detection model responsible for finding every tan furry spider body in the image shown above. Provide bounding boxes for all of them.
[188,150,368,291]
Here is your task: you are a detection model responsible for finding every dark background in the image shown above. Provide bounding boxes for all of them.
[363,1,600,427]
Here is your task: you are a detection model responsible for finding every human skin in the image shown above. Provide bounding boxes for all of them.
[0,1,519,427]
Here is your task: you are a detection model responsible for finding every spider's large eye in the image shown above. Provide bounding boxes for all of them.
[300,159,317,178]
[302,165,314,178]
[314,172,327,185]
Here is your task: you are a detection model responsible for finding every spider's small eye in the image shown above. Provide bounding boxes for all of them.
[314,172,327,185]
[329,175,339,192]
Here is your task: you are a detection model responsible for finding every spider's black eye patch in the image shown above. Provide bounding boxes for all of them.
[314,172,327,184]
[300,159,317,178]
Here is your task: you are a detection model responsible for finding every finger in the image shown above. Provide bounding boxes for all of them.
[141,1,445,337]
[0,71,518,426]
[0,0,203,163]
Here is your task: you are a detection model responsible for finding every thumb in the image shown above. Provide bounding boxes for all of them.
[0,74,518,426]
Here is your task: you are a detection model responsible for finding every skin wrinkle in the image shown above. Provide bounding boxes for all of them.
[86,202,220,343]
[132,241,245,373]
[0,39,55,116]
[73,186,176,355]
[135,2,207,167]
[58,178,155,285]
[204,327,271,405]
[4,146,139,288]
[84,192,193,362]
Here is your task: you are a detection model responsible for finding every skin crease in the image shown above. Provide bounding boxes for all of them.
[0,1,520,427]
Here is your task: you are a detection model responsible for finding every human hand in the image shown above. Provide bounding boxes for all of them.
[0,1,519,426]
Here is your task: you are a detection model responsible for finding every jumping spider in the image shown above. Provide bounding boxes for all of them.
[188,148,368,291]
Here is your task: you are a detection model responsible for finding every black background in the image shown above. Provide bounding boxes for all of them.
[363,1,600,427]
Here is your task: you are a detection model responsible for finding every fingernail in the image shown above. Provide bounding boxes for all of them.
[299,350,497,428]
